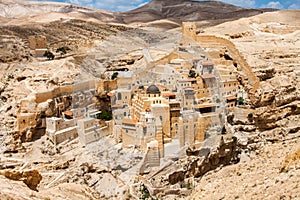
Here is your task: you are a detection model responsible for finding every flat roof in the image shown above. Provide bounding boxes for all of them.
[162,92,176,98]
[78,117,94,122]
[122,118,138,125]
[202,62,214,66]
[64,111,73,116]
[201,74,216,79]
[112,104,123,109]
[178,78,197,82]
[227,96,237,101]
[195,103,216,109]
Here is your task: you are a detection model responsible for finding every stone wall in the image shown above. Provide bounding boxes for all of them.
[28,36,47,50]
[151,104,170,137]
[97,79,117,98]
[51,127,78,145]
[197,35,259,103]
[34,80,95,104]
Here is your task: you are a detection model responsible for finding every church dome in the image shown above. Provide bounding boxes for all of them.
[146,84,160,94]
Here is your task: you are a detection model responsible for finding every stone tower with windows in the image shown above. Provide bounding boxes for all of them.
[182,22,197,41]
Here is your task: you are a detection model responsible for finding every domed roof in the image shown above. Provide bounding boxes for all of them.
[146,84,160,94]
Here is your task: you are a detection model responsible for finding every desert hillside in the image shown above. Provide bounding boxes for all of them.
[191,10,300,199]
[0,0,299,199]
[120,0,275,26]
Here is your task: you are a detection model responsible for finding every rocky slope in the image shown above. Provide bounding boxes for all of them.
[0,1,299,199]
[190,134,300,199]
[190,10,300,199]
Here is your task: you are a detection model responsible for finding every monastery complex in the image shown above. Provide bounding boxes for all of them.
[16,22,249,172]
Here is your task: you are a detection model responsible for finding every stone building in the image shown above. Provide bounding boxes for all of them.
[139,140,161,174]
[46,117,77,145]
[77,118,110,146]
[28,35,47,57]
[121,112,164,157]
[219,73,239,108]
[182,22,197,41]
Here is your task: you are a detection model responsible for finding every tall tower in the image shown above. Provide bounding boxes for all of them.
[182,22,197,41]
[155,117,164,158]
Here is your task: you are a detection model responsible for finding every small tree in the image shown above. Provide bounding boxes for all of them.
[111,72,119,80]
[247,113,254,122]
[238,97,244,105]
[221,126,226,135]
[232,136,238,143]
[97,111,112,121]
[188,69,197,78]
[56,46,70,57]
[43,51,55,60]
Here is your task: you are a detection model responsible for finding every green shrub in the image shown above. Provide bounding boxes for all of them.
[43,51,55,60]
[97,111,112,121]
[111,72,119,80]
[232,136,238,142]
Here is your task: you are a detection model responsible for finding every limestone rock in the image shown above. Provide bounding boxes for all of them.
[0,169,42,191]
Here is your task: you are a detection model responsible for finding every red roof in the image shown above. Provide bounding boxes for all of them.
[107,92,115,97]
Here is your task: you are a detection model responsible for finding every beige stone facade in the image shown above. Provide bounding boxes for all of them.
[182,22,197,41]
[77,118,110,146]
[46,117,78,145]
[28,35,47,57]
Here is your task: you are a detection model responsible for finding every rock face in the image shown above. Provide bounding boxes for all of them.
[141,136,240,198]
[169,137,239,183]
[190,137,300,200]
[190,10,300,199]
[1,169,42,191]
